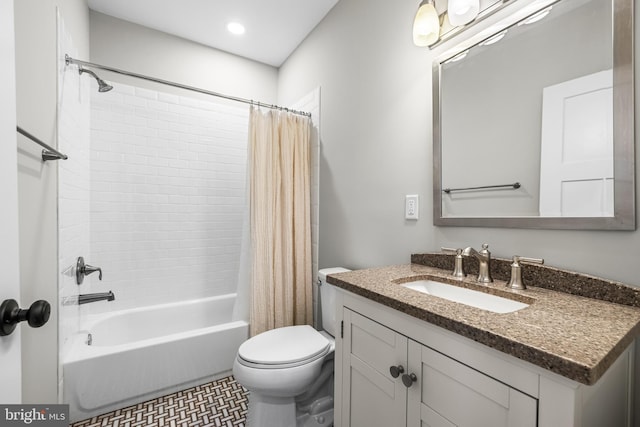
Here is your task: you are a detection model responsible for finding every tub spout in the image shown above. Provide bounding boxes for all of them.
[78,291,115,305]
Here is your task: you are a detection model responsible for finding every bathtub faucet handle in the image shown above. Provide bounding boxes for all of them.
[76,257,103,285]
[84,264,102,280]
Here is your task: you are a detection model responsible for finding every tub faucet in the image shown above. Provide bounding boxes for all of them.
[462,244,493,283]
[78,291,115,305]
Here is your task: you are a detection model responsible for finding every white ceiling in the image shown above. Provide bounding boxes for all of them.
[87,0,340,67]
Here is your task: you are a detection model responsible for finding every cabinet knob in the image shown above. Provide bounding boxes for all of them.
[402,373,417,388]
[389,365,405,378]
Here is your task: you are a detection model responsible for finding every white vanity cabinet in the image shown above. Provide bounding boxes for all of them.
[340,308,536,427]
[334,290,634,427]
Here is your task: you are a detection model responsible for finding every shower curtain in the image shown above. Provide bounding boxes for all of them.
[248,106,312,337]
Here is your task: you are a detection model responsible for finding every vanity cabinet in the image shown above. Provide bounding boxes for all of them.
[334,289,634,427]
[340,308,536,427]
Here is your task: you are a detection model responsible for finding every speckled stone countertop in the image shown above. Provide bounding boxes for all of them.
[327,257,640,385]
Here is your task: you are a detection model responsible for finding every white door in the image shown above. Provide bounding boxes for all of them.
[539,70,614,217]
[0,0,23,403]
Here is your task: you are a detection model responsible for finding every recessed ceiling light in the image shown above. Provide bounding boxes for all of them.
[227,22,246,35]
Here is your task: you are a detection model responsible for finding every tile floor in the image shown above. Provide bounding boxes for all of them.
[70,376,248,427]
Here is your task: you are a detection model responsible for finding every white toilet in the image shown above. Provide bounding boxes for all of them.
[233,267,350,427]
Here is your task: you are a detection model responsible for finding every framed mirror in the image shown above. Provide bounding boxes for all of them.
[433,0,634,229]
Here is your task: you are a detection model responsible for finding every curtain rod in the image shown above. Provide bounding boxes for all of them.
[16,126,68,161]
[65,55,311,118]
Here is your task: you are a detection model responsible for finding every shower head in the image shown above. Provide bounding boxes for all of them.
[79,67,113,92]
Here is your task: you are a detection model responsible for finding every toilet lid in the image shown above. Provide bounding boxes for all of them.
[238,325,330,366]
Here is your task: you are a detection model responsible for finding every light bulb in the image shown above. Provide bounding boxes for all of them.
[227,22,245,35]
[413,0,440,47]
[448,0,480,27]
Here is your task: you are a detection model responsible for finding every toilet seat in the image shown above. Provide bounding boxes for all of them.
[237,325,330,369]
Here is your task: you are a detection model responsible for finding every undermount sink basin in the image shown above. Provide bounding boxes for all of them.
[401,280,529,314]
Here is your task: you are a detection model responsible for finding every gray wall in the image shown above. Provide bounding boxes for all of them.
[279,0,640,288]
[14,0,91,404]
[89,11,278,104]
[278,0,434,270]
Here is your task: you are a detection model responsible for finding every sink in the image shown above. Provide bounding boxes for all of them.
[401,280,529,313]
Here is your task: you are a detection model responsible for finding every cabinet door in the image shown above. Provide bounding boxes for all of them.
[407,340,537,427]
[341,309,408,427]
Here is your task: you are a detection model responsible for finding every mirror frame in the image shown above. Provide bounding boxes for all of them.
[433,0,635,230]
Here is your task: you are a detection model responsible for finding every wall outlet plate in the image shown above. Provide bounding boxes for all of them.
[405,195,419,220]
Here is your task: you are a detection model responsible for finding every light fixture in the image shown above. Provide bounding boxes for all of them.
[518,6,552,26]
[447,0,480,27]
[227,22,245,35]
[480,29,508,46]
[444,50,468,64]
[413,0,440,47]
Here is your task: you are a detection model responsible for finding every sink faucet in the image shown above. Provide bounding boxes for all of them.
[462,243,493,283]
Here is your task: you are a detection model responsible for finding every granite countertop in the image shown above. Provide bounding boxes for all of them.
[327,262,640,385]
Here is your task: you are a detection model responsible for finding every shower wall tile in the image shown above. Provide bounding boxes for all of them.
[57,14,91,391]
[89,84,249,313]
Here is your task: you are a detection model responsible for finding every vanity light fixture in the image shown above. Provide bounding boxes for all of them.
[413,0,440,47]
[480,29,508,46]
[518,6,553,26]
[447,0,480,26]
[227,22,246,35]
[444,50,469,63]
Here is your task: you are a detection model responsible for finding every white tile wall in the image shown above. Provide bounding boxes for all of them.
[60,74,319,339]
[88,84,249,313]
[57,13,91,391]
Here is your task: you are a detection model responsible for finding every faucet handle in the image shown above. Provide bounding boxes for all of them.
[514,256,544,265]
[506,256,544,290]
[76,257,103,285]
[441,247,461,254]
[440,247,466,278]
[479,243,491,256]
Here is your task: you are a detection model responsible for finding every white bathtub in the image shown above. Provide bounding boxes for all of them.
[63,293,248,422]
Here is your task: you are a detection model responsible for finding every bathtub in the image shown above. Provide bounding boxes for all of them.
[63,293,248,422]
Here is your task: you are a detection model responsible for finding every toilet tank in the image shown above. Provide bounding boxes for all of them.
[318,267,351,337]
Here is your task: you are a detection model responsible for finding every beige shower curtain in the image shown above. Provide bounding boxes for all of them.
[248,106,312,337]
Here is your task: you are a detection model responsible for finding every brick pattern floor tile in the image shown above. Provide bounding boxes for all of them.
[70,376,248,427]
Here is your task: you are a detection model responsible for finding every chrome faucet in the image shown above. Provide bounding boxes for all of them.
[462,243,493,283]
[78,291,115,305]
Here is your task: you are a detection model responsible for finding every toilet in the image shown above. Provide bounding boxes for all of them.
[233,267,350,427]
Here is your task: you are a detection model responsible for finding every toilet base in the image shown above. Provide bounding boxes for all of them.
[245,393,334,427]
[245,393,297,427]
[297,396,334,427]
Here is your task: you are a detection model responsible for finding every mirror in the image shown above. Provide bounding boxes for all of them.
[433,0,634,229]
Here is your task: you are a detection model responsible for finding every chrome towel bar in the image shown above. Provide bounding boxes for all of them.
[443,182,520,194]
